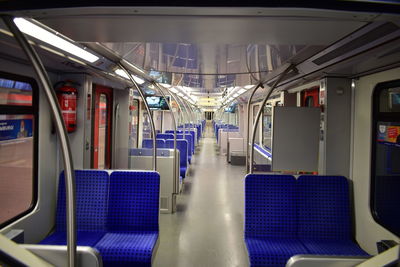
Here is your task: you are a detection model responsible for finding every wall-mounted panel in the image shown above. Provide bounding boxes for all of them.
[272,106,320,172]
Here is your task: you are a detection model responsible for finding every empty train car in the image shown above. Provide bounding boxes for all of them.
[0,1,399,267]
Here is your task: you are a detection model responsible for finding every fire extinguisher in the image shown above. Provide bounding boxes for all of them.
[55,81,78,133]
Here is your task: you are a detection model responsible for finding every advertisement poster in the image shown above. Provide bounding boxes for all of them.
[377,124,400,144]
[0,119,33,141]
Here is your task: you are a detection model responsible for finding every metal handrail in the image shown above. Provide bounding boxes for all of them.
[118,63,157,171]
[153,82,179,193]
[3,16,77,267]
[249,64,295,173]
[245,83,263,173]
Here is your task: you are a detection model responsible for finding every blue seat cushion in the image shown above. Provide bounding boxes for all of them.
[180,167,187,178]
[95,231,158,267]
[301,239,369,256]
[40,231,105,247]
[245,238,308,267]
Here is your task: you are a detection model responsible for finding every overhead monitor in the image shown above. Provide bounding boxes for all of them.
[145,95,170,110]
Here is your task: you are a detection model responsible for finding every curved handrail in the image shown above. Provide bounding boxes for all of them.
[118,63,157,171]
[153,82,179,192]
[249,64,295,173]
[3,16,77,267]
[245,83,263,173]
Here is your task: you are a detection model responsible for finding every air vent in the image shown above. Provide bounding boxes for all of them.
[313,22,399,66]
[160,196,169,210]
[61,60,86,70]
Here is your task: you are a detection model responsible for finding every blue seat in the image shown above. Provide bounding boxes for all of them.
[95,171,160,267]
[156,133,174,140]
[297,175,368,256]
[142,138,165,148]
[245,174,308,267]
[165,130,183,134]
[177,134,193,163]
[165,139,188,179]
[40,170,109,246]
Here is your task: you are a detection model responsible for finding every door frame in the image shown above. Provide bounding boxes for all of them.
[91,84,113,169]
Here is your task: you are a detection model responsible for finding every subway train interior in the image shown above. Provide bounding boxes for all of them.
[0,2,400,267]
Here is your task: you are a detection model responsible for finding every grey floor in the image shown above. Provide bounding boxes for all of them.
[153,123,250,267]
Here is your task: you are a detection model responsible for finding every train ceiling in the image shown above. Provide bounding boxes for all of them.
[33,7,368,95]
[3,7,400,108]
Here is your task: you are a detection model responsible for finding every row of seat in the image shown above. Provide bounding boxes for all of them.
[157,133,194,162]
[40,170,160,267]
[245,174,369,267]
[213,123,239,143]
[142,138,189,179]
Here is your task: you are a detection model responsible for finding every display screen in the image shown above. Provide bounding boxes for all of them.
[145,96,170,110]
[225,103,237,113]
[389,92,400,111]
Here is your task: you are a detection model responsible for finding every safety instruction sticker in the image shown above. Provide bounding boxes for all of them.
[377,124,400,144]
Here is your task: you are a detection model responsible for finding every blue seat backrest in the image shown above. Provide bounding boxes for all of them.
[165,139,188,168]
[142,138,165,148]
[107,171,160,232]
[165,130,183,134]
[245,174,297,239]
[177,134,192,155]
[156,133,174,140]
[297,175,352,240]
[56,170,109,232]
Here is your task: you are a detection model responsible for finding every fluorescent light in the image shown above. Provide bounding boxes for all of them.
[170,87,179,94]
[115,69,129,79]
[178,92,184,97]
[114,69,145,85]
[244,85,254,89]
[233,93,239,98]
[14,18,99,63]
[238,89,247,94]
[132,75,145,85]
[159,83,171,88]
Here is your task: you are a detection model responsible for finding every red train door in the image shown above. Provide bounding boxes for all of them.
[92,85,113,169]
[301,87,320,107]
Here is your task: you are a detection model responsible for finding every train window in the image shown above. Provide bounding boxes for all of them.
[263,105,272,149]
[142,110,151,140]
[305,96,314,107]
[371,80,400,236]
[252,105,260,144]
[92,85,113,169]
[0,72,38,227]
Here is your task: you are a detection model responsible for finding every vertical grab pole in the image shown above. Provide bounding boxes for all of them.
[3,16,77,267]
[182,99,196,141]
[249,65,294,174]
[246,83,263,173]
[118,63,157,171]
[154,83,178,192]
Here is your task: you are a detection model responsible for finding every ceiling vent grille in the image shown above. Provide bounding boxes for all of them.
[312,22,399,66]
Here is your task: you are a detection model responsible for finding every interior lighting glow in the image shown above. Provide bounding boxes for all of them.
[244,85,254,89]
[14,18,99,63]
[170,87,179,93]
[238,89,247,94]
[233,93,239,98]
[115,69,130,79]
[114,69,145,84]
[132,75,145,85]
[159,83,172,88]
